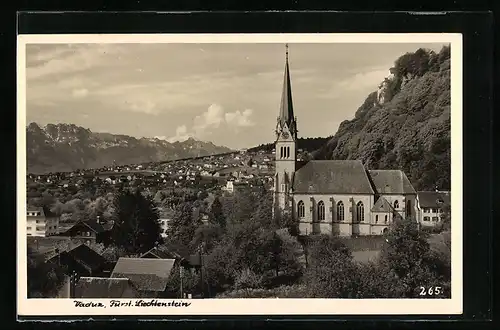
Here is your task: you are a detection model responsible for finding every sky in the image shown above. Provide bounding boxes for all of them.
[25,42,448,150]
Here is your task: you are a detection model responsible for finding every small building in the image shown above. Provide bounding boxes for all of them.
[225,180,249,194]
[111,257,176,298]
[47,244,108,278]
[73,277,138,298]
[158,218,171,238]
[416,191,451,227]
[26,206,59,237]
[61,218,109,244]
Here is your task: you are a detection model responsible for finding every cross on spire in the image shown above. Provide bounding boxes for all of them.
[285,43,289,62]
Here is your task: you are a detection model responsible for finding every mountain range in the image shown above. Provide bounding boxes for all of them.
[26,123,232,174]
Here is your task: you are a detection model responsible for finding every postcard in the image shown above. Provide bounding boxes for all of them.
[17,32,463,317]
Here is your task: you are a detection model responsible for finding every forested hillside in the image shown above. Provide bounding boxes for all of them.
[314,46,451,191]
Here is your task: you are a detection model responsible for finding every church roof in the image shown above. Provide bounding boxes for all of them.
[368,170,416,195]
[292,160,374,194]
[371,196,394,213]
[277,44,296,135]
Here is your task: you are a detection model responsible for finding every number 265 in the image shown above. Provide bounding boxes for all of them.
[419,286,442,296]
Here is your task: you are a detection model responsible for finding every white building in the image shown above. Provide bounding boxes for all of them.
[416,191,451,228]
[26,206,59,237]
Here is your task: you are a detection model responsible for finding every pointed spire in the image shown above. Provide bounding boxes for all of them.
[278,43,296,136]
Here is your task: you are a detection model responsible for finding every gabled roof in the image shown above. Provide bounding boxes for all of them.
[74,277,136,298]
[26,205,57,217]
[66,244,107,270]
[111,258,175,292]
[27,206,43,213]
[417,191,451,208]
[368,170,416,195]
[371,196,395,213]
[47,244,107,271]
[292,160,374,194]
[139,247,177,260]
[67,219,106,234]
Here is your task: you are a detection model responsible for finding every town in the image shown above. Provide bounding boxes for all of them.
[26,146,451,300]
[25,43,452,301]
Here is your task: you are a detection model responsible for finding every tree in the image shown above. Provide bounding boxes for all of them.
[109,189,162,255]
[304,235,360,298]
[379,218,445,297]
[27,247,67,298]
[251,189,274,229]
[233,268,264,296]
[167,201,200,249]
[208,197,226,229]
[190,223,223,253]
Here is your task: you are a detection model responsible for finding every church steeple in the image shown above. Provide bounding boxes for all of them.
[277,43,297,138]
[273,43,297,220]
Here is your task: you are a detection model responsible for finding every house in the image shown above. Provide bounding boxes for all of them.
[158,218,171,238]
[273,45,417,237]
[111,257,176,297]
[73,277,138,298]
[61,218,109,244]
[416,191,451,227]
[26,206,59,237]
[225,180,249,194]
[46,244,108,277]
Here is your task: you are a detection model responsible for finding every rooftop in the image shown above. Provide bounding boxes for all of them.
[74,277,136,298]
[417,191,451,208]
[111,257,175,292]
[368,170,416,195]
[292,160,374,194]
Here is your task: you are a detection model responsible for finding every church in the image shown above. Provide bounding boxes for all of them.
[273,45,417,237]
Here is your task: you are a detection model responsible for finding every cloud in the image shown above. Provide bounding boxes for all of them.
[168,103,256,141]
[27,44,126,81]
[337,68,389,91]
[225,109,255,128]
[72,88,89,98]
[318,67,389,100]
[128,99,159,115]
[162,125,192,143]
[193,103,225,135]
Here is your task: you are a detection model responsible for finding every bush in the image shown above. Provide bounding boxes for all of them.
[216,284,308,298]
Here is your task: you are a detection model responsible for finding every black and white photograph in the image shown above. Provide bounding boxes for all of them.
[17,33,462,316]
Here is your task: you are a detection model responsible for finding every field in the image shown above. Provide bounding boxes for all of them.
[339,236,385,263]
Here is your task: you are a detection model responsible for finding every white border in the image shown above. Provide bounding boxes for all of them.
[17,33,463,317]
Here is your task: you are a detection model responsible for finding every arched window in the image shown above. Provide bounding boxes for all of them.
[297,201,305,218]
[356,201,364,222]
[375,215,378,223]
[394,200,399,209]
[406,200,412,218]
[385,215,388,223]
[280,146,284,159]
[336,201,344,221]
[317,201,325,221]
[287,147,290,159]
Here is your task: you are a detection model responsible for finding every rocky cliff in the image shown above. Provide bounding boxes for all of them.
[313,46,451,191]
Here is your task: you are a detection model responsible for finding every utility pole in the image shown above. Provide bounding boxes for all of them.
[179,266,183,298]
[199,243,204,298]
